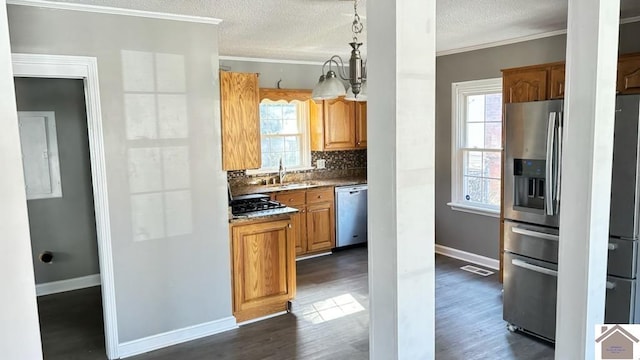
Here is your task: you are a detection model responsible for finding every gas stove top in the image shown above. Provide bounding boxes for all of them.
[230,194,286,216]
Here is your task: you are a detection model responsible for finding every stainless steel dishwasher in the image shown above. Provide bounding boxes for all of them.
[335,185,368,247]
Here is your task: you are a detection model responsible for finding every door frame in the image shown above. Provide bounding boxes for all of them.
[12,53,119,359]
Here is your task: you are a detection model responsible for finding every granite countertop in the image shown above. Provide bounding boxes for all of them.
[232,177,367,196]
[229,206,299,224]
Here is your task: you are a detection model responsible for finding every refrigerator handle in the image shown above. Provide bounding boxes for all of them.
[512,258,558,277]
[555,112,563,214]
[511,226,559,241]
[546,112,556,216]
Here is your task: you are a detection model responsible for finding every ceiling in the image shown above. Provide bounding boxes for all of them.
[45,0,640,61]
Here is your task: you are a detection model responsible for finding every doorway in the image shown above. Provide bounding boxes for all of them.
[14,77,105,359]
[12,54,119,359]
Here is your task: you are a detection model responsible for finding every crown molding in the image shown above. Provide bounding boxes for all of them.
[219,55,326,66]
[437,15,640,57]
[6,0,222,24]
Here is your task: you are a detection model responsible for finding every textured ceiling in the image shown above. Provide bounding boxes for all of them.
[43,0,640,61]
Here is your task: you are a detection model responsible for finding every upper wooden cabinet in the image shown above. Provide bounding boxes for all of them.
[220,71,261,171]
[549,65,566,99]
[502,53,640,104]
[502,66,549,103]
[618,53,640,94]
[310,97,367,151]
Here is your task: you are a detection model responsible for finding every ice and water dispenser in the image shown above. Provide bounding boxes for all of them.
[513,159,546,211]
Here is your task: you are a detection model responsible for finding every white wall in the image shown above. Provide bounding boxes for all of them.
[0,1,43,358]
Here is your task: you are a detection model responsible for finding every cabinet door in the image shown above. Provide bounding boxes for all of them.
[503,69,548,103]
[617,56,640,94]
[231,219,296,322]
[549,65,565,99]
[355,102,367,148]
[220,71,261,170]
[296,208,307,256]
[323,98,356,150]
[306,201,335,252]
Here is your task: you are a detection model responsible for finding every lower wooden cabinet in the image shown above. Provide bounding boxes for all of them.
[273,186,336,257]
[230,214,297,322]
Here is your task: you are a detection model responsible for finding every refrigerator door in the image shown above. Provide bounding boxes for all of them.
[604,275,636,324]
[610,95,640,240]
[504,100,563,227]
[503,252,558,341]
[607,237,638,279]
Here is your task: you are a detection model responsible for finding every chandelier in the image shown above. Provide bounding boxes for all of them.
[311,0,367,102]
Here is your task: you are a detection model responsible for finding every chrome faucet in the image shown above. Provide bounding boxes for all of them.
[278,158,287,184]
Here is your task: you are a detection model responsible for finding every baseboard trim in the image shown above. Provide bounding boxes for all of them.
[36,274,101,296]
[435,244,499,270]
[296,252,332,261]
[118,316,238,358]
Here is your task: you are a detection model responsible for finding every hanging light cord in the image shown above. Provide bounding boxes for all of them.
[352,0,363,43]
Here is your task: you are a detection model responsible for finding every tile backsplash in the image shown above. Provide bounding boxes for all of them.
[227,149,366,186]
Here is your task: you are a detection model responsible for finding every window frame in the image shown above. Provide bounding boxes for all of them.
[246,99,312,175]
[448,78,503,218]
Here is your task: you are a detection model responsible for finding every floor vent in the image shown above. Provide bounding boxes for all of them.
[460,265,494,277]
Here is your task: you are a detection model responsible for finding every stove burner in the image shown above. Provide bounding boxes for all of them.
[230,195,286,215]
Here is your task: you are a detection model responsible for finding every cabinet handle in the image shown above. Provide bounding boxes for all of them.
[288,223,292,228]
[301,210,305,213]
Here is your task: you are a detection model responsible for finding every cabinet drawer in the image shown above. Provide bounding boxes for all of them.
[306,187,334,204]
[275,191,306,207]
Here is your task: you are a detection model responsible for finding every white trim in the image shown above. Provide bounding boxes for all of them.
[296,252,332,261]
[437,15,640,57]
[435,244,499,270]
[6,0,222,24]
[36,274,100,296]
[446,202,500,218]
[118,316,237,358]
[237,311,288,326]
[219,55,326,66]
[12,53,120,360]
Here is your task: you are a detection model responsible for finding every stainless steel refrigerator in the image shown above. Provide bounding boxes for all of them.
[502,95,640,342]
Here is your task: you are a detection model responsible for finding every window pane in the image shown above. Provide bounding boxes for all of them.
[464,151,483,176]
[261,138,270,154]
[484,178,501,207]
[485,94,502,122]
[464,176,483,203]
[285,136,300,152]
[270,137,285,153]
[467,95,485,123]
[282,119,298,134]
[483,152,501,178]
[282,104,297,120]
[262,119,281,134]
[284,151,300,167]
[466,123,484,148]
[484,122,502,149]
[262,152,278,169]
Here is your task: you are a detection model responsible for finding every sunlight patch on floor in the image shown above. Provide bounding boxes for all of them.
[299,293,365,324]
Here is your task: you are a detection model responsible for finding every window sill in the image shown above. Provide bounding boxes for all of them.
[447,202,500,218]
[245,166,315,176]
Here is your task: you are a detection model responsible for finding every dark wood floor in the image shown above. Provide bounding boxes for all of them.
[37,248,554,359]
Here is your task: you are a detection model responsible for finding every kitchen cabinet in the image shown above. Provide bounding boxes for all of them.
[502,66,549,103]
[311,97,367,151]
[355,102,367,148]
[617,53,640,94]
[220,71,261,171]
[230,214,298,322]
[549,65,566,99]
[274,186,336,256]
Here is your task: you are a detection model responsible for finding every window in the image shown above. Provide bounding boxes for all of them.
[449,78,502,217]
[252,99,311,172]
